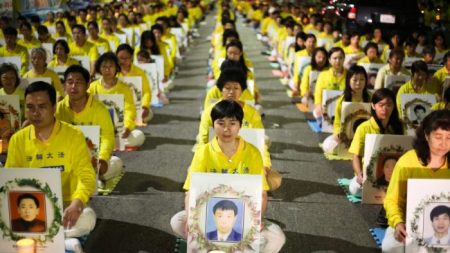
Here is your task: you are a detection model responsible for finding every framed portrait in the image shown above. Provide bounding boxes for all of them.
[188,173,263,252]
[147,55,164,82]
[359,63,384,90]
[0,168,64,253]
[317,38,333,50]
[344,53,364,68]
[406,179,450,252]
[339,102,371,148]
[136,63,162,106]
[170,28,188,48]
[362,134,413,204]
[96,94,126,151]
[0,57,21,74]
[295,55,310,77]
[77,125,100,193]
[321,89,343,133]
[0,95,21,152]
[384,75,410,95]
[72,56,90,73]
[400,94,436,135]
[119,76,144,126]
[41,43,53,64]
[403,57,423,68]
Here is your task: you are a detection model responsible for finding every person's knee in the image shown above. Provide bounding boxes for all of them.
[65,207,96,238]
[322,135,338,153]
[126,129,145,147]
[102,156,123,181]
[170,211,186,238]
[348,177,362,197]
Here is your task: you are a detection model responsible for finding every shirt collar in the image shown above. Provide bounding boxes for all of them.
[29,120,61,143]
[211,136,244,158]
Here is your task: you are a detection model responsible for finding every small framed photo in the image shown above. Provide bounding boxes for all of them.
[96,94,126,151]
[400,94,436,135]
[359,63,383,90]
[384,75,410,95]
[406,179,450,252]
[8,191,47,233]
[339,102,371,148]
[321,89,343,133]
[205,197,244,242]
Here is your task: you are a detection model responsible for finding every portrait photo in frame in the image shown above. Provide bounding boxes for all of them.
[321,89,343,133]
[362,134,413,204]
[400,94,436,135]
[205,197,244,242]
[339,102,371,148]
[359,63,383,90]
[96,94,126,151]
[384,74,410,95]
[77,125,100,194]
[188,173,263,253]
[406,179,450,252]
[0,95,21,153]
[119,76,144,126]
[0,168,64,253]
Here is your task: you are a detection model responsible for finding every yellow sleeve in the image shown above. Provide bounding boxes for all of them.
[348,123,366,156]
[183,145,207,190]
[5,132,24,167]
[314,71,327,105]
[50,71,64,98]
[396,86,404,119]
[97,104,115,162]
[384,157,408,228]
[122,84,137,131]
[263,143,272,168]
[333,96,344,135]
[374,66,386,90]
[292,52,300,85]
[88,45,99,62]
[212,58,220,79]
[300,65,311,96]
[204,87,218,109]
[197,105,212,145]
[69,130,96,204]
[20,49,30,76]
[248,145,270,191]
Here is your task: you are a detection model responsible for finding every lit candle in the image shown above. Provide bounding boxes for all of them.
[16,238,35,253]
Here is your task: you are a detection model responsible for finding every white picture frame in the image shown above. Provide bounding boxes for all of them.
[96,94,126,151]
[339,102,371,148]
[119,76,143,126]
[321,90,343,133]
[400,94,436,135]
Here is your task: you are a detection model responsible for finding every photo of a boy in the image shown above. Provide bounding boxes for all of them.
[206,199,242,242]
[10,193,46,233]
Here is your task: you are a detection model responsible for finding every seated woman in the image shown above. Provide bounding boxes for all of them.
[357,42,384,64]
[23,47,64,100]
[47,39,81,68]
[116,44,153,123]
[374,48,410,90]
[322,65,371,154]
[170,99,285,252]
[88,52,145,148]
[297,47,329,102]
[381,109,450,253]
[348,88,404,197]
[313,47,347,119]
[0,63,24,104]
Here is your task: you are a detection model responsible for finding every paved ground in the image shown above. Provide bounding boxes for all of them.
[85,12,381,253]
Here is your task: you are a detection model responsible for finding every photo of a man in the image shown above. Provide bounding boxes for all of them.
[424,205,450,245]
[411,104,427,127]
[10,193,46,233]
[206,199,243,242]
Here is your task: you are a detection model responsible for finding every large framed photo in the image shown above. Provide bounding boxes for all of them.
[362,134,413,204]
[359,63,384,90]
[321,90,343,133]
[384,75,410,95]
[96,94,126,151]
[0,95,21,152]
[119,76,144,126]
[188,173,263,252]
[400,94,436,135]
[339,102,371,148]
[406,179,450,252]
[77,125,100,193]
[0,168,64,253]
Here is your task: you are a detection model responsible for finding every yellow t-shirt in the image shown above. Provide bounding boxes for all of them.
[183,137,269,191]
[55,94,114,161]
[5,120,96,205]
[299,65,328,97]
[357,56,383,64]
[47,57,81,68]
[116,64,152,108]
[17,37,41,50]
[88,37,111,54]
[431,102,448,110]
[432,66,450,93]
[374,64,410,90]
[0,87,24,103]
[88,78,136,130]
[384,149,450,228]
[99,33,120,51]
[22,69,64,98]
[314,68,347,105]
[292,49,311,86]
[0,44,30,76]
[204,86,255,110]
[69,41,99,62]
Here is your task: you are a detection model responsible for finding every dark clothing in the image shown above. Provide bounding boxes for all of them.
[11,218,46,233]
[206,229,242,242]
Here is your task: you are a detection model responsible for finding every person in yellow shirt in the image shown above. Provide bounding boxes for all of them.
[348,88,404,197]
[292,34,316,88]
[48,40,81,68]
[314,47,347,118]
[87,21,111,55]
[396,60,438,118]
[69,24,99,76]
[56,65,121,185]
[100,18,121,52]
[170,99,285,252]
[343,32,364,66]
[88,52,145,148]
[382,109,450,253]
[357,42,384,64]
[43,11,56,30]
[431,87,450,110]
[5,81,96,252]
[53,21,72,43]
[0,63,24,124]
[116,44,153,123]
[36,25,55,44]
[322,65,371,154]
[17,22,41,50]
[432,51,450,96]
[156,16,179,62]
[137,30,171,82]
[23,48,64,100]
[0,27,30,76]
[297,47,329,100]
[151,24,175,79]
[374,48,410,90]
[433,31,449,63]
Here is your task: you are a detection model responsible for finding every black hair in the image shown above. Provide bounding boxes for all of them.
[310,47,329,70]
[116,43,134,56]
[3,26,17,36]
[95,52,121,75]
[19,21,32,31]
[213,199,238,216]
[36,25,49,35]
[388,48,405,59]
[211,100,244,126]
[430,205,450,221]
[87,21,99,31]
[25,81,57,106]
[343,65,370,102]
[225,41,248,73]
[295,31,306,52]
[364,42,379,56]
[444,85,450,105]
[404,36,418,48]
[410,60,428,76]
[0,63,20,88]
[216,67,247,91]
[422,45,435,56]
[222,29,240,47]
[64,65,90,84]
[433,30,447,49]
[17,193,40,208]
[72,24,86,34]
[140,30,160,54]
[53,39,70,55]
[151,23,164,34]
[413,109,450,166]
[352,118,367,133]
[442,51,450,65]
[371,88,403,135]
[305,33,317,42]
[413,104,426,113]
[328,47,345,59]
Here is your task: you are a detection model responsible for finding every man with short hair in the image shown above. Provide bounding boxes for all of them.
[206,200,242,242]
[0,27,30,75]
[69,24,99,75]
[425,205,450,245]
